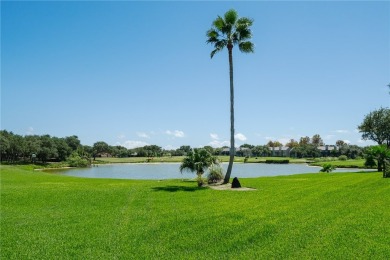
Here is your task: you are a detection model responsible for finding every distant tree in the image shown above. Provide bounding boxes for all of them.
[252,145,271,157]
[240,143,255,149]
[207,9,254,184]
[294,144,320,158]
[203,146,215,155]
[339,144,363,159]
[82,145,93,158]
[52,137,71,161]
[286,139,299,149]
[180,148,219,186]
[311,134,324,146]
[24,135,41,162]
[65,135,81,151]
[238,144,254,157]
[111,145,129,158]
[267,141,275,147]
[178,145,192,154]
[37,135,58,163]
[336,140,346,147]
[92,141,110,160]
[10,134,26,162]
[0,130,11,161]
[267,141,282,147]
[358,107,390,148]
[299,136,311,146]
[144,145,163,158]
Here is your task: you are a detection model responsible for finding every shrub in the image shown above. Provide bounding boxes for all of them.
[384,160,390,178]
[265,160,289,164]
[207,165,224,184]
[338,155,348,161]
[320,164,336,173]
[67,153,90,168]
[364,155,377,168]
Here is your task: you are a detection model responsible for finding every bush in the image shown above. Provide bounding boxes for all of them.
[364,155,377,168]
[67,153,90,167]
[207,165,224,184]
[320,164,336,173]
[338,155,348,161]
[384,160,390,178]
[265,160,289,164]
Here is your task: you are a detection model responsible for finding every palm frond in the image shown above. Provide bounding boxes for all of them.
[206,29,220,44]
[212,16,225,31]
[236,27,252,41]
[236,17,253,27]
[238,41,255,53]
[224,9,238,25]
[210,40,227,58]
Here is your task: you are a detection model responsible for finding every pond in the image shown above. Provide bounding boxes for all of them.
[53,163,373,180]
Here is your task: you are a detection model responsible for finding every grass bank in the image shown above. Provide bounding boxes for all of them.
[309,159,367,169]
[1,165,389,259]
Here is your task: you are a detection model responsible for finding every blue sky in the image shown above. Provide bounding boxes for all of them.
[2,1,389,149]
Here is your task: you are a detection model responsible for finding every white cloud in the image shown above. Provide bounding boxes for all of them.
[137,132,150,139]
[324,135,335,140]
[343,140,351,144]
[234,133,247,141]
[164,145,177,150]
[334,130,349,134]
[265,136,274,141]
[165,130,185,138]
[208,140,230,148]
[121,140,150,149]
[277,138,290,145]
[210,133,219,140]
[117,134,126,139]
[26,127,34,135]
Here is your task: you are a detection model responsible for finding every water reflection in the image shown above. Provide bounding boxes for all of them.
[53,163,373,180]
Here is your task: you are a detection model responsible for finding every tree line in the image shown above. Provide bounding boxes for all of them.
[0,130,372,163]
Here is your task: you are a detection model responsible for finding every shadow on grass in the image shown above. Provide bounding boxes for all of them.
[152,185,207,192]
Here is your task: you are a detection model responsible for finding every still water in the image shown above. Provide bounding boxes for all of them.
[53,163,371,180]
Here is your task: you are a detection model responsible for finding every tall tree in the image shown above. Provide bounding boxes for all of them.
[286,139,299,149]
[207,9,254,184]
[92,141,110,160]
[358,107,390,148]
[311,134,324,146]
[336,140,346,147]
[299,136,311,146]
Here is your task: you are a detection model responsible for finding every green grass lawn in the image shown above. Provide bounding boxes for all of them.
[309,159,367,168]
[1,165,389,259]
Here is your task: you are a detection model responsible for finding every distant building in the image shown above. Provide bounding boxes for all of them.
[221,147,251,156]
[270,146,291,157]
[318,145,337,157]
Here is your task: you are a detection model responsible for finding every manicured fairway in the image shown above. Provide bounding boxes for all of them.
[1,165,389,259]
[309,159,367,168]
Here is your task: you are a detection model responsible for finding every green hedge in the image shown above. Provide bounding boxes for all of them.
[265,159,289,164]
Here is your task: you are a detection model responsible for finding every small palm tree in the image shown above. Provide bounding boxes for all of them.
[180,148,219,186]
[206,9,254,183]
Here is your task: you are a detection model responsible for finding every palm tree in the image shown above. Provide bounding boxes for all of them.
[180,148,219,186]
[206,9,254,183]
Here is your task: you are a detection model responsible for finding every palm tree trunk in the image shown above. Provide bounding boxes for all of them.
[224,45,234,184]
